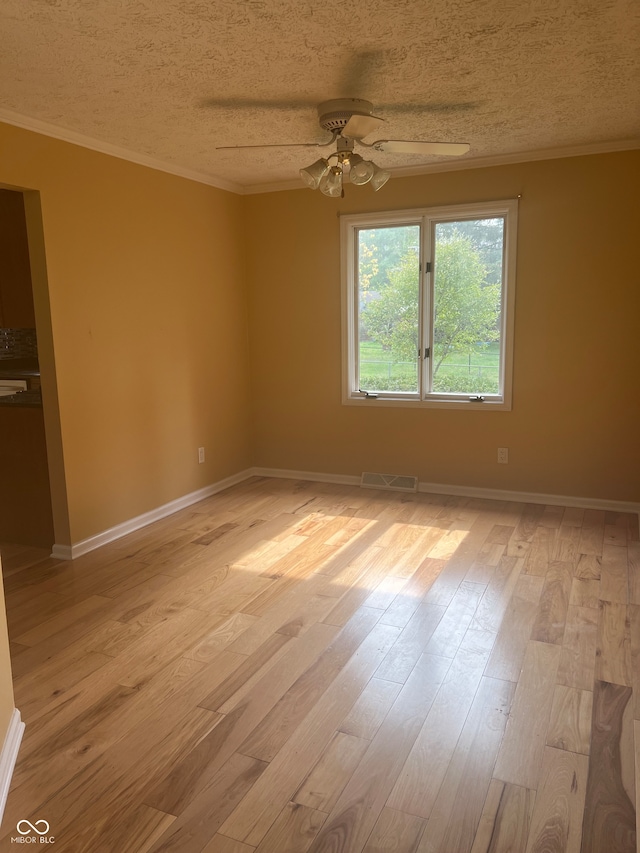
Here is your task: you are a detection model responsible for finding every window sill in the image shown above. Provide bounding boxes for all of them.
[342,394,511,411]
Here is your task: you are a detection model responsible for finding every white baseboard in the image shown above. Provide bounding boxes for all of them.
[51,468,255,560]
[252,467,361,487]
[49,464,640,561]
[252,467,640,516]
[416,481,640,514]
[0,709,24,829]
[50,544,73,560]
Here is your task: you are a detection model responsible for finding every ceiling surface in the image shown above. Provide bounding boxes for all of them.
[1,0,639,191]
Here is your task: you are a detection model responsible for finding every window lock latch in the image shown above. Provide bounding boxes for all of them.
[469,395,485,402]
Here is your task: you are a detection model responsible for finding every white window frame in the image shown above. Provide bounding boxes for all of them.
[341,199,518,411]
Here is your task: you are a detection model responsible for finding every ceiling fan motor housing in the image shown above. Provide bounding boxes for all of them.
[317,98,375,133]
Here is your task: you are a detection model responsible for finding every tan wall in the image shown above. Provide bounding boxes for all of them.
[0,117,637,552]
[245,151,640,503]
[0,121,251,545]
[0,559,14,744]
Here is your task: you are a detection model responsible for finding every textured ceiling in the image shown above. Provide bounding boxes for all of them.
[1,0,639,190]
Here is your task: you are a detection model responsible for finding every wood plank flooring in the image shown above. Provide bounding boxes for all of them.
[0,477,638,852]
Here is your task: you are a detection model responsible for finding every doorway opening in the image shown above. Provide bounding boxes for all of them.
[0,189,55,549]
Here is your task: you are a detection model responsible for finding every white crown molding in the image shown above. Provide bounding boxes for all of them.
[0,709,25,828]
[0,108,243,194]
[2,108,637,198]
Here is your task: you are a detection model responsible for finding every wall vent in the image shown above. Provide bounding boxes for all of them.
[360,472,418,493]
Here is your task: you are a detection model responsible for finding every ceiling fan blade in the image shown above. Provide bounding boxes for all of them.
[216,137,333,151]
[372,140,470,156]
[343,113,385,139]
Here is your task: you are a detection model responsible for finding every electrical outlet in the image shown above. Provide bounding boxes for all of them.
[497,447,509,464]
[198,447,205,464]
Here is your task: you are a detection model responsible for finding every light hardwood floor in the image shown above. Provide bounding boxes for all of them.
[1,477,638,852]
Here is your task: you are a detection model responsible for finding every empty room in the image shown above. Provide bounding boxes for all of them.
[0,1,638,851]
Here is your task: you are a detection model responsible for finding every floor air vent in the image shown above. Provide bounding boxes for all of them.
[361,472,418,493]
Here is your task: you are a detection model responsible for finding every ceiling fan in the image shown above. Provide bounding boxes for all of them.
[216,98,470,196]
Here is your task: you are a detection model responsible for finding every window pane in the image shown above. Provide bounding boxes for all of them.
[432,218,504,395]
[357,225,420,393]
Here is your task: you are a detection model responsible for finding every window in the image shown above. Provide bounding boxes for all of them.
[341,200,518,409]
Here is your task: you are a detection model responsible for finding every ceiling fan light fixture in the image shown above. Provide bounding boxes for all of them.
[319,165,343,197]
[300,157,330,189]
[218,97,470,193]
[349,154,375,185]
[370,163,391,191]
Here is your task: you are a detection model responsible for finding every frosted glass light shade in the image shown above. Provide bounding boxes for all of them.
[349,155,375,185]
[370,164,391,191]
[319,166,343,197]
[300,158,330,189]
